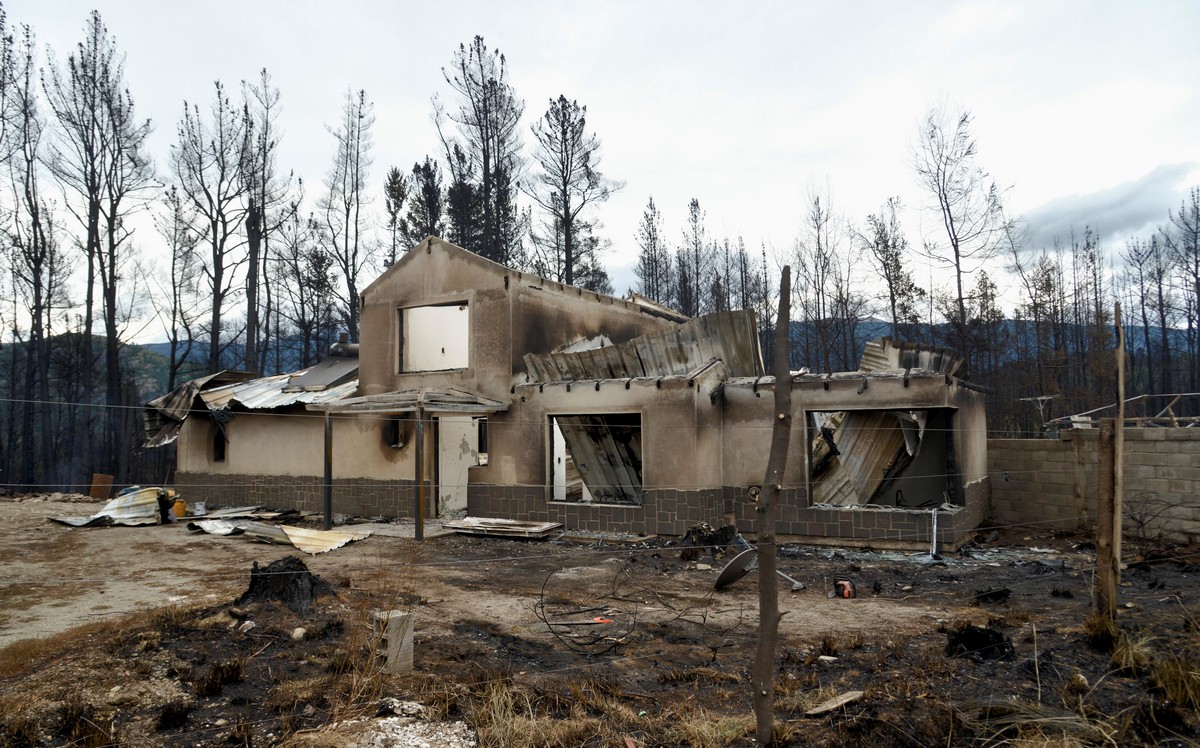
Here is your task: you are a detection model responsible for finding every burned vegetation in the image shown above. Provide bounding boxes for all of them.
[2,516,1200,747]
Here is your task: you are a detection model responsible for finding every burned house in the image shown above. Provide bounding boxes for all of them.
[148,236,989,547]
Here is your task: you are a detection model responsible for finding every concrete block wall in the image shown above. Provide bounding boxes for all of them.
[469,479,989,548]
[175,471,426,518]
[989,428,1200,543]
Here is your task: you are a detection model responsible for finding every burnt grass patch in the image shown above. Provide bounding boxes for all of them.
[2,531,1200,745]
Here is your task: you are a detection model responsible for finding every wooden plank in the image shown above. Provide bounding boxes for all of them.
[88,473,114,500]
[804,690,864,716]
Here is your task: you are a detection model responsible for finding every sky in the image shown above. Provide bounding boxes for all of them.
[6,0,1199,319]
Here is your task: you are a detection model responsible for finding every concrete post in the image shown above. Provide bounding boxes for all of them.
[372,610,414,674]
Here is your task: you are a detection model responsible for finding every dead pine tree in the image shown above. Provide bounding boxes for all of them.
[753,265,792,744]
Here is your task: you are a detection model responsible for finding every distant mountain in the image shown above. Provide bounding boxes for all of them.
[784,316,1192,372]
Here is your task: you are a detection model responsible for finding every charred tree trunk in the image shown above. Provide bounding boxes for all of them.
[753,266,792,745]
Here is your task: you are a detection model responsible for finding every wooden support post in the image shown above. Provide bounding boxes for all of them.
[1114,302,1125,581]
[753,266,792,746]
[415,406,425,542]
[323,412,333,531]
[1096,418,1117,621]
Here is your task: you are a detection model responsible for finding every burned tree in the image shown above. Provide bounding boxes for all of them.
[437,35,526,266]
[527,95,619,288]
[43,9,154,481]
[171,81,248,373]
[319,88,375,342]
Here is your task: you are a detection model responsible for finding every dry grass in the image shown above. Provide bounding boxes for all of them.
[0,610,148,678]
[776,682,839,715]
[955,698,1121,747]
[56,694,121,748]
[659,666,742,686]
[669,710,755,747]
[1110,629,1153,675]
[194,657,245,697]
[1152,649,1200,711]
[473,681,610,748]
[1082,611,1119,652]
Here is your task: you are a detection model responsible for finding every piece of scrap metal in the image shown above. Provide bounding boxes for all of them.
[190,519,371,554]
[279,525,371,554]
[443,516,563,538]
[50,486,169,527]
[186,520,243,536]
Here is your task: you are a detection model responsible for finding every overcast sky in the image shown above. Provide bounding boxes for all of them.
[7,0,1199,308]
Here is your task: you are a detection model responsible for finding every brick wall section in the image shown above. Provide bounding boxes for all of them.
[989,429,1200,543]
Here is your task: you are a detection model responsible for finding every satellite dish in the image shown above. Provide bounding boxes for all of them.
[714,545,806,592]
[715,548,758,590]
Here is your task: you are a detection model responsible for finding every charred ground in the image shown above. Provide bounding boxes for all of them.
[1,496,1198,746]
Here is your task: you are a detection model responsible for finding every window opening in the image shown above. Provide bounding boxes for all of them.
[550,413,642,504]
[384,417,406,449]
[808,408,955,507]
[400,302,469,372]
[475,417,489,466]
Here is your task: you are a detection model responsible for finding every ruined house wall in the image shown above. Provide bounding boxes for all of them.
[357,245,512,401]
[357,239,670,402]
[466,372,991,547]
[174,471,425,518]
[988,428,1200,543]
[175,410,427,517]
[468,377,721,525]
[177,411,417,480]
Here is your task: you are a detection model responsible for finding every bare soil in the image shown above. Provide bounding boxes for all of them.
[1,495,1199,746]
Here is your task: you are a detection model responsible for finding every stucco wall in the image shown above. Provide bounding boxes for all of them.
[988,428,1200,543]
[178,410,421,482]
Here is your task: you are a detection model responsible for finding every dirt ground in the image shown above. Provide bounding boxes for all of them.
[2,494,1199,747]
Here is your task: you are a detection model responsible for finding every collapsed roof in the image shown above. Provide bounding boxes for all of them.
[142,355,359,448]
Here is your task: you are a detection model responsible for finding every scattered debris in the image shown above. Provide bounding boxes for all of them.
[188,519,371,554]
[945,624,1015,662]
[186,519,241,535]
[87,473,114,500]
[973,587,1012,605]
[680,522,738,561]
[443,516,563,538]
[236,555,332,614]
[831,578,857,599]
[50,486,173,527]
[714,547,805,591]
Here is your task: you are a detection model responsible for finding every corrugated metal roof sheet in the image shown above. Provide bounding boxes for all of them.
[51,487,168,526]
[282,355,358,392]
[316,387,507,414]
[811,411,912,506]
[859,338,963,376]
[142,372,225,448]
[202,375,359,412]
[143,365,360,447]
[555,414,642,503]
[524,310,763,382]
